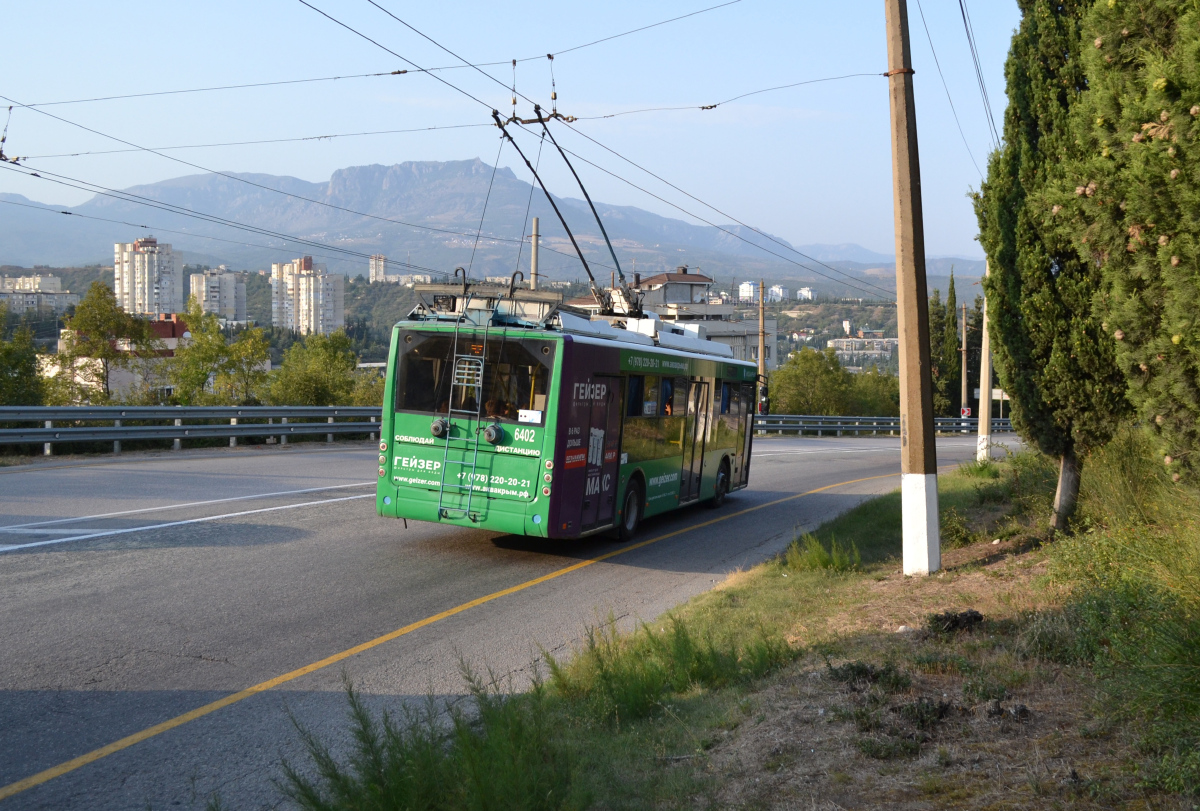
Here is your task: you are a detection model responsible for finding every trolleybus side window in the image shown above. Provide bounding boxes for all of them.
[395,333,554,425]
[626,375,645,418]
[642,376,661,416]
[672,376,688,415]
[720,382,732,414]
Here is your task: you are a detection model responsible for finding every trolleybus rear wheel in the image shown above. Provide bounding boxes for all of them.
[618,480,643,541]
[708,461,730,508]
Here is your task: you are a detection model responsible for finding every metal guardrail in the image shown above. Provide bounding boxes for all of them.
[751,415,1013,436]
[0,406,383,454]
[0,406,1011,455]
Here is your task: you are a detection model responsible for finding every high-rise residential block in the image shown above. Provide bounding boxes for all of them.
[114,236,182,314]
[271,256,344,334]
[369,254,387,283]
[189,266,247,322]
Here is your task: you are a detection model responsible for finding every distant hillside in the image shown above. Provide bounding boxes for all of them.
[1,159,984,298]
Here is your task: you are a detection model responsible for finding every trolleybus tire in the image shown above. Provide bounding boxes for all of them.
[618,480,644,541]
[707,460,730,509]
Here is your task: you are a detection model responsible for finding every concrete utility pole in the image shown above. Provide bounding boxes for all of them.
[976,260,993,462]
[960,302,969,415]
[758,279,767,413]
[529,217,539,290]
[885,0,940,575]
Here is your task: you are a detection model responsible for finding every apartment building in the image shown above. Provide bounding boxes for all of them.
[0,275,79,314]
[189,266,247,322]
[114,237,182,314]
[369,254,388,283]
[271,256,344,335]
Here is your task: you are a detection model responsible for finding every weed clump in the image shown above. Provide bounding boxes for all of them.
[785,533,861,573]
[855,736,920,760]
[926,609,984,635]
[547,617,794,724]
[826,660,911,692]
[960,458,1001,479]
[282,674,571,811]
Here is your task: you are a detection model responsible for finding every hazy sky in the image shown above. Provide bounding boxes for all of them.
[0,0,1019,259]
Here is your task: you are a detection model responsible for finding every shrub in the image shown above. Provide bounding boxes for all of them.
[939,507,975,549]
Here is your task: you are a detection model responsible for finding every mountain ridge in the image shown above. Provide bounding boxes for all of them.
[1,160,983,295]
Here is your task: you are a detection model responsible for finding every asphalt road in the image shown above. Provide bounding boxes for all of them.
[0,434,1010,810]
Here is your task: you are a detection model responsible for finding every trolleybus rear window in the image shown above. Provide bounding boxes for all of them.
[395,332,555,425]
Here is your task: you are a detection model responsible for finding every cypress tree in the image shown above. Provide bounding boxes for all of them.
[968,295,986,414]
[974,0,1129,532]
[1059,0,1200,480]
[942,272,962,416]
[928,289,950,415]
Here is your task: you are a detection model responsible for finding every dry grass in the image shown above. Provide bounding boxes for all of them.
[697,541,1185,809]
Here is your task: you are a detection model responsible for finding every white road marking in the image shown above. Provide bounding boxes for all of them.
[755,442,978,457]
[0,528,124,535]
[0,494,374,553]
[0,482,375,530]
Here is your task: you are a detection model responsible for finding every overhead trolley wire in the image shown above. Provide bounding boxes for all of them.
[294,0,492,109]
[467,136,505,274]
[551,122,896,299]
[0,92,603,269]
[326,0,894,299]
[546,0,741,58]
[957,0,999,148]
[572,73,883,120]
[913,0,983,178]
[0,162,446,275]
[22,71,411,108]
[0,197,434,275]
[511,133,545,276]
[17,122,492,160]
[509,124,895,300]
[26,1,741,109]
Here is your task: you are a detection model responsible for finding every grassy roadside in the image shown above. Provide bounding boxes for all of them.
[268,431,1199,810]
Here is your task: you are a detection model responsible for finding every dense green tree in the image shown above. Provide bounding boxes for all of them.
[216,327,270,405]
[974,0,1129,532]
[0,304,43,406]
[849,366,901,417]
[1056,0,1200,480]
[770,347,899,417]
[168,298,227,405]
[772,348,852,415]
[268,331,358,406]
[53,282,156,402]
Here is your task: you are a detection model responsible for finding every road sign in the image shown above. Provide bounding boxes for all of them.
[961,407,971,417]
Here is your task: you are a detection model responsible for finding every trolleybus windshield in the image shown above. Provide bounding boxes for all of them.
[395,331,555,425]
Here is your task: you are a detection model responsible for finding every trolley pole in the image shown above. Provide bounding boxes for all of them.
[976,260,993,461]
[885,0,940,575]
[757,279,767,414]
[530,217,539,290]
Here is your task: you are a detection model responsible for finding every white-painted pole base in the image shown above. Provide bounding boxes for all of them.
[902,473,940,576]
[976,432,992,463]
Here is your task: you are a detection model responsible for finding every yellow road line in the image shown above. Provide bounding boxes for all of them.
[0,470,896,801]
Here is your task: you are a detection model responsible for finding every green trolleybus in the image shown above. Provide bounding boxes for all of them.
[376,282,758,539]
